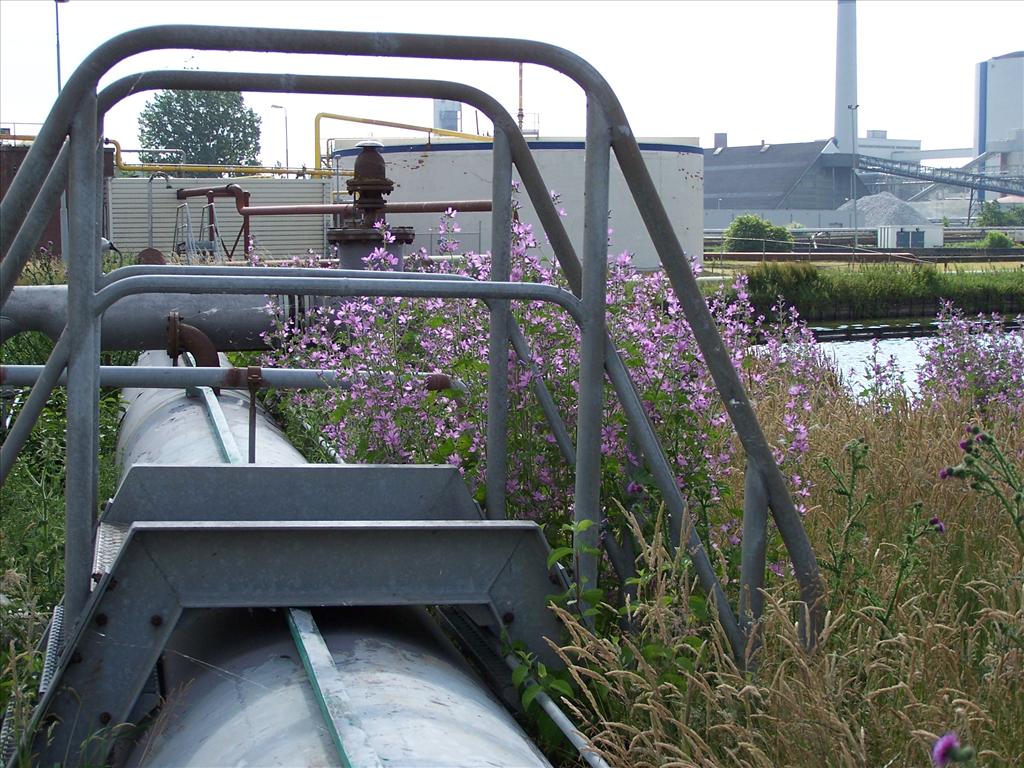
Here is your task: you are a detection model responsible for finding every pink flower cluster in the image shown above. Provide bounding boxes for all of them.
[917,303,1024,413]
[263,205,832,578]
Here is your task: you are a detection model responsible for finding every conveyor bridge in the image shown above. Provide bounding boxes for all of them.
[854,153,1024,196]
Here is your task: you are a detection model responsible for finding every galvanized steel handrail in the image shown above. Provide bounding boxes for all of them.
[91,275,584,325]
[86,68,747,648]
[0,28,825,665]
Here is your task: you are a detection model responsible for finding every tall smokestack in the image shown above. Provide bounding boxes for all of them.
[835,0,858,152]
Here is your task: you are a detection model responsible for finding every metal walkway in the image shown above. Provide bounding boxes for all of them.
[0,24,824,767]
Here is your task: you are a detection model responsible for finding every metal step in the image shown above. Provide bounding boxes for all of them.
[103,463,484,527]
[26,518,564,766]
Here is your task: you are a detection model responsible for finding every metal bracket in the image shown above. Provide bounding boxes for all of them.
[286,608,381,768]
[246,366,262,463]
[25,519,564,766]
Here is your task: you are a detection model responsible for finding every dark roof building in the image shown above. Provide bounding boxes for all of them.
[703,137,869,211]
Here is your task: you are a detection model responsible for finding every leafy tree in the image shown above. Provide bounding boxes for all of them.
[724,214,794,252]
[976,201,1024,227]
[137,90,261,176]
[980,231,1014,249]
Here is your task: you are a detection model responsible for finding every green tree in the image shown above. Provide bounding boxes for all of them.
[976,201,1024,227]
[137,90,261,175]
[980,231,1014,249]
[724,214,794,252]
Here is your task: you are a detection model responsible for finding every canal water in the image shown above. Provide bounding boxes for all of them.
[813,317,1020,396]
[817,336,929,396]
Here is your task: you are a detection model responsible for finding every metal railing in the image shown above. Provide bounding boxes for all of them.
[0,26,824,669]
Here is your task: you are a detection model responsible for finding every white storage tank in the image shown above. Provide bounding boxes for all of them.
[331,137,704,271]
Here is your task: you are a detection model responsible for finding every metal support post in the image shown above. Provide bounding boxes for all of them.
[485,127,513,519]
[738,462,769,662]
[63,91,100,630]
[573,102,610,596]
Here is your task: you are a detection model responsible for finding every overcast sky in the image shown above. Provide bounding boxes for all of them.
[1,0,1021,169]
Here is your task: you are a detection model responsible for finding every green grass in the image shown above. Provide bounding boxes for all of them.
[736,262,1024,321]
[1,328,130,739]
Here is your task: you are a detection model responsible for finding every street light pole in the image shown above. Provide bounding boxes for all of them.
[271,104,289,173]
[848,103,859,254]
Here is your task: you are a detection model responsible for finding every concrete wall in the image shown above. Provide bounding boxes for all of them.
[109,176,330,258]
[333,139,704,270]
[705,208,858,229]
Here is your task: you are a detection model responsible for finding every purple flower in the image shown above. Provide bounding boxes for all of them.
[928,516,946,534]
[931,732,959,766]
[939,467,952,480]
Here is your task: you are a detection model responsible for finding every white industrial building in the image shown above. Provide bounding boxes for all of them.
[975,51,1024,156]
[973,51,1024,200]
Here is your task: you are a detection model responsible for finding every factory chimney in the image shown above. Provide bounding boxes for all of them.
[834,0,858,152]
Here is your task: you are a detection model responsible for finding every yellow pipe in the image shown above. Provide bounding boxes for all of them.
[314,112,491,170]
[103,137,339,178]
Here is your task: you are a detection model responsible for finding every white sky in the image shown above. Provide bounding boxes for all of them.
[1,0,1022,169]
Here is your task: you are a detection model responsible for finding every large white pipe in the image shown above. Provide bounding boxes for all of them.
[124,607,552,767]
[114,351,552,767]
[835,0,858,152]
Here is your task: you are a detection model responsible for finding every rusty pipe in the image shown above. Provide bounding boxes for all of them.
[176,185,241,200]
[167,311,221,369]
[234,200,493,216]
[175,184,491,218]
[217,184,490,217]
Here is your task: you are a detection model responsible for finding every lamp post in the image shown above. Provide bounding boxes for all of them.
[848,103,859,254]
[55,0,69,94]
[271,104,289,173]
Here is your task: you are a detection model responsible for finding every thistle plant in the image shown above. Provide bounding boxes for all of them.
[942,426,1024,547]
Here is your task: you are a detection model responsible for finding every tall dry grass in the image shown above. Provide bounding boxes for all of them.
[553,374,1024,767]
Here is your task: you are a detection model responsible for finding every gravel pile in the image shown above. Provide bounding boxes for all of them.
[837,191,930,226]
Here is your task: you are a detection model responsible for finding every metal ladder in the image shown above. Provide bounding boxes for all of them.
[172,200,226,262]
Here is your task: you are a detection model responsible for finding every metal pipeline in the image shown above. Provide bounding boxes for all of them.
[109,350,552,767]
[104,137,335,178]
[212,182,492,217]
[1,285,274,350]
[314,111,491,170]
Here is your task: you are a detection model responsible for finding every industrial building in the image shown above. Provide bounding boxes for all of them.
[703,136,866,228]
[705,1,1022,230]
[329,137,704,270]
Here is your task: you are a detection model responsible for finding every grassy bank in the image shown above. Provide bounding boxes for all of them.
[558,376,1024,767]
[1,330,128,743]
[738,263,1023,321]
